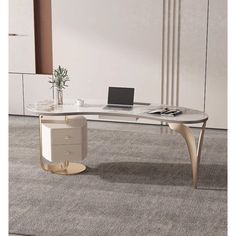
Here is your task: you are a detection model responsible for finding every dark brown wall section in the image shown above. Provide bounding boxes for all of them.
[34,0,53,74]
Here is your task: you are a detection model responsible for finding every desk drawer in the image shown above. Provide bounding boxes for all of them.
[51,144,83,162]
[51,127,82,145]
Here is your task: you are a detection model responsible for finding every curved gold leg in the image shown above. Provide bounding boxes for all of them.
[39,115,86,175]
[168,121,206,188]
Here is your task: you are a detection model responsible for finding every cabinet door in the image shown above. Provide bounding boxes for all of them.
[24,74,53,116]
[9,74,24,115]
[9,0,35,73]
[205,0,227,129]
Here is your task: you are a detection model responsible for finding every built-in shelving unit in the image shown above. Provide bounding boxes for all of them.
[9,0,54,115]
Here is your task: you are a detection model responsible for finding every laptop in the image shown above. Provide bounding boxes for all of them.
[104,87,135,109]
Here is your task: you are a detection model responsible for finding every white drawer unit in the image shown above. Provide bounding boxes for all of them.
[41,116,87,163]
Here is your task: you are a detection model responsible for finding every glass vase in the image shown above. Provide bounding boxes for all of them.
[56,89,63,105]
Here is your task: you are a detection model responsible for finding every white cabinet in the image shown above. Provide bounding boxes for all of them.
[41,116,87,162]
[205,0,227,129]
[9,0,35,73]
[24,74,53,116]
[9,74,24,115]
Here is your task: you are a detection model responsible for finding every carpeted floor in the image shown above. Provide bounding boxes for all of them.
[9,116,227,236]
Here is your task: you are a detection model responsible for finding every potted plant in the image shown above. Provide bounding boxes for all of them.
[49,65,70,105]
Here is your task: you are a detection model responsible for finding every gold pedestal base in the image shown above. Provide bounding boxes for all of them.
[51,163,86,175]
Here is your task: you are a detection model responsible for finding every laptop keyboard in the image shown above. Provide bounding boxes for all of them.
[103,106,133,111]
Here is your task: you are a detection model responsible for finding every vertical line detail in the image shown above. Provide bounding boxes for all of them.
[161,0,166,105]
[176,0,181,107]
[171,0,176,106]
[203,0,210,112]
[161,0,181,107]
[166,0,171,105]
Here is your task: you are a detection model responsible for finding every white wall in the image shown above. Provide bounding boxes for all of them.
[179,0,208,111]
[205,0,227,129]
[52,0,163,104]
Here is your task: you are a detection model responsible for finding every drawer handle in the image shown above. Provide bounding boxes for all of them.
[65,151,71,155]
[9,33,28,36]
[64,135,72,140]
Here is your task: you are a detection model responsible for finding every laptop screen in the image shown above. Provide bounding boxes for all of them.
[108,87,134,106]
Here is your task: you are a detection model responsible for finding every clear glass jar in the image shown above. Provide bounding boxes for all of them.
[56,89,63,105]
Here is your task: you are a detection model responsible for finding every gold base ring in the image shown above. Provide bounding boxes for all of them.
[51,163,86,175]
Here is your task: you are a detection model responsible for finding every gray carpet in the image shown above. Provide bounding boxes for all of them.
[9,116,227,236]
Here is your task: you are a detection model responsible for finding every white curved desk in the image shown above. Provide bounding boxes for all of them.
[27,102,208,188]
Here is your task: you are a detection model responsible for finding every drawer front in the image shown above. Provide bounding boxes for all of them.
[51,144,83,162]
[51,127,82,145]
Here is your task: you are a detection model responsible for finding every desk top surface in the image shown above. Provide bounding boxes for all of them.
[27,100,208,124]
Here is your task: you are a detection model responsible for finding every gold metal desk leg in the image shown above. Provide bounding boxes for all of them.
[168,121,206,188]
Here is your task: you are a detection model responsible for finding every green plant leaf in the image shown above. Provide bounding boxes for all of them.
[50,65,70,90]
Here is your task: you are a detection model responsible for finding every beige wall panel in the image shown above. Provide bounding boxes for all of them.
[205,0,227,129]
[178,0,208,111]
[52,0,163,104]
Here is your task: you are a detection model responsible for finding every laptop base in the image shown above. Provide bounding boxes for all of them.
[103,105,133,111]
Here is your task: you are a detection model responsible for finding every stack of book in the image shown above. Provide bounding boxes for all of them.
[147,107,182,117]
